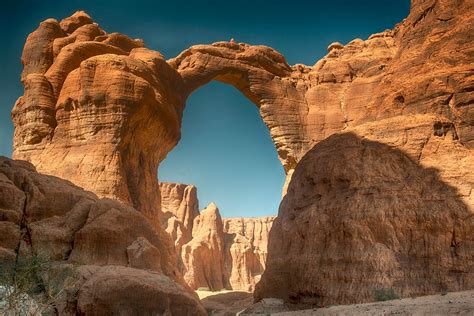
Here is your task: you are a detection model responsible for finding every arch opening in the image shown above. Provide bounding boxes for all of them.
[159,80,285,218]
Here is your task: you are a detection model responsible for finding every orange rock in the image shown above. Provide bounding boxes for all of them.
[223,216,275,291]
[13,3,473,222]
[159,184,275,292]
[7,0,474,308]
[0,157,203,314]
[255,133,474,305]
[181,203,226,291]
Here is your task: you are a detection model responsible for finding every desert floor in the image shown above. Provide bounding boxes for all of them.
[197,289,474,315]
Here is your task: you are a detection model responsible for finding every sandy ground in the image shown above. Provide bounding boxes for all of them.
[273,290,474,315]
[197,290,474,315]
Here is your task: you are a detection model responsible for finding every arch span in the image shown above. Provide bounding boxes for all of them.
[12,8,474,223]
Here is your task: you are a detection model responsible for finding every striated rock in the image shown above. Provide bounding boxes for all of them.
[8,0,474,307]
[255,133,474,305]
[223,217,275,291]
[159,184,275,292]
[12,13,184,223]
[0,156,204,314]
[160,182,199,241]
[181,203,226,291]
[327,42,344,51]
[181,212,275,292]
[59,11,93,34]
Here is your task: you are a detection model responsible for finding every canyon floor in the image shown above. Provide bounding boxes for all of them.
[198,290,474,315]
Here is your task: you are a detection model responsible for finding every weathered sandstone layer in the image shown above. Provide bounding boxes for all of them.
[0,156,205,315]
[256,0,474,304]
[159,184,274,292]
[255,133,474,305]
[8,0,474,308]
[160,182,199,261]
[12,11,184,222]
[223,216,274,291]
[13,2,473,219]
[12,0,474,212]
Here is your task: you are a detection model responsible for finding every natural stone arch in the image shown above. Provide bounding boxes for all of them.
[168,42,311,173]
[12,6,474,224]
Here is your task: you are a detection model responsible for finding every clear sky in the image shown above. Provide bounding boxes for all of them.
[0,0,410,217]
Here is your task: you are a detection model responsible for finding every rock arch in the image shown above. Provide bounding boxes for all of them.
[12,1,473,226]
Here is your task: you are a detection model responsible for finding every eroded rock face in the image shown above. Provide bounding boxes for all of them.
[255,0,474,304]
[223,217,274,291]
[160,182,199,258]
[181,203,225,290]
[77,265,206,316]
[12,11,184,222]
[0,157,204,314]
[255,133,474,305]
[159,186,275,292]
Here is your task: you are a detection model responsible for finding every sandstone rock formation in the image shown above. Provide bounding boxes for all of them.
[13,2,473,222]
[8,0,474,309]
[181,203,226,291]
[77,265,204,315]
[159,186,275,292]
[255,133,474,305]
[180,205,275,292]
[12,11,184,222]
[160,182,199,259]
[0,156,205,315]
[223,217,274,291]
[256,0,474,304]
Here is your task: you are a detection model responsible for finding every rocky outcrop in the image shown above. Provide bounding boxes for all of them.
[255,133,474,305]
[255,0,474,304]
[180,204,275,292]
[12,11,184,223]
[181,203,226,291]
[160,182,199,259]
[77,265,205,315]
[223,217,274,291]
[0,156,205,314]
[159,186,275,292]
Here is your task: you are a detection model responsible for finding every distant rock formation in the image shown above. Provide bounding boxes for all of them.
[160,184,275,292]
[160,182,199,262]
[182,203,226,291]
[0,157,205,315]
[6,0,474,309]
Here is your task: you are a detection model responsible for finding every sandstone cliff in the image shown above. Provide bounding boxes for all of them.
[0,156,205,315]
[256,0,474,304]
[181,203,226,291]
[223,217,274,291]
[160,182,199,262]
[255,133,474,305]
[13,4,472,222]
[159,185,275,292]
[12,11,184,222]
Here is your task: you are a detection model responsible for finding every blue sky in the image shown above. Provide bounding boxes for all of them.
[0,0,410,217]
